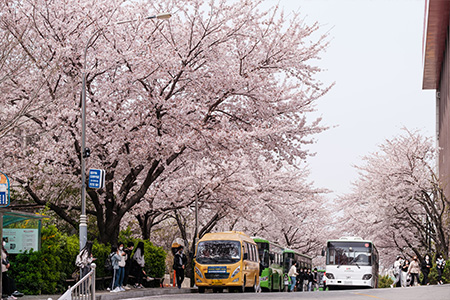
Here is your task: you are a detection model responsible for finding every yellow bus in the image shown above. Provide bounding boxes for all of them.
[194,231,260,293]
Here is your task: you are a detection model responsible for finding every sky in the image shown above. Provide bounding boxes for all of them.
[263,0,436,198]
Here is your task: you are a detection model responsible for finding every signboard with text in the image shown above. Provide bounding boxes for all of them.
[3,228,40,254]
[88,169,105,189]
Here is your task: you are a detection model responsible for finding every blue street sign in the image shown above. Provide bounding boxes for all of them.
[0,171,10,207]
[0,192,7,205]
[88,169,105,189]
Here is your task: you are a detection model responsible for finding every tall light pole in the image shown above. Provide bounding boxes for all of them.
[79,12,172,251]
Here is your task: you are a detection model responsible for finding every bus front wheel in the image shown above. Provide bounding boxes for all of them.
[198,287,205,293]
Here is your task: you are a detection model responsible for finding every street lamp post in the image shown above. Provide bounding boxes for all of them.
[79,12,172,251]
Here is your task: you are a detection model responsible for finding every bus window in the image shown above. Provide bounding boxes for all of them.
[248,243,254,261]
[243,242,249,260]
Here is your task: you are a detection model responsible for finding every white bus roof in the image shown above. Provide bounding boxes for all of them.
[327,237,374,243]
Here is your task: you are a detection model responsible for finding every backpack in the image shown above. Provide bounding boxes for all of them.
[104,253,114,271]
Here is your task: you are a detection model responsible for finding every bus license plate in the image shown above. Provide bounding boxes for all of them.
[212,280,222,285]
[208,266,227,273]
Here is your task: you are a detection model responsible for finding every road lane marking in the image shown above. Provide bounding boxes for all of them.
[352,292,388,299]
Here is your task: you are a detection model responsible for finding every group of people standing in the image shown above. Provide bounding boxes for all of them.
[108,241,149,292]
[76,241,151,294]
[390,253,446,288]
[288,262,322,292]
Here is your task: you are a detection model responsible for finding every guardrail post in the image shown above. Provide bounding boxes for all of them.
[91,263,96,300]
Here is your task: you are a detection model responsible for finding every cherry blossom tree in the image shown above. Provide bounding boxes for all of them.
[0,0,331,245]
[0,8,51,140]
[159,156,331,261]
[337,129,449,262]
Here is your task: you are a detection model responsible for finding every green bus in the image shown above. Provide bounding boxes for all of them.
[283,248,313,291]
[252,237,285,292]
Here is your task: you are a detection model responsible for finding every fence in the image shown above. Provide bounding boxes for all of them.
[58,263,96,300]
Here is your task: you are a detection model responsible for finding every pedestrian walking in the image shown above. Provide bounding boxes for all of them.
[296,267,304,291]
[173,246,187,289]
[421,254,432,285]
[436,254,446,285]
[133,242,146,288]
[306,269,313,291]
[302,268,308,291]
[123,242,134,290]
[322,272,327,291]
[390,256,403,288]
[312,268,319,291]
[288,262,298,292]
[407,256,420,287]
[401,259,409,287]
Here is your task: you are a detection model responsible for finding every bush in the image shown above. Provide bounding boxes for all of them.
[378,274,393,288]
[11,225,72,294]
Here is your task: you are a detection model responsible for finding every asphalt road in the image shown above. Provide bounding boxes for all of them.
[122,284,450,300]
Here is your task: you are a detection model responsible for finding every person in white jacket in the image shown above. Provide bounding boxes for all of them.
[288,262,298,292]
[390,256,403,288]
[116,242,127,291]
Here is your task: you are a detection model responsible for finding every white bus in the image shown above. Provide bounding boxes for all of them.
[324,237,379,290]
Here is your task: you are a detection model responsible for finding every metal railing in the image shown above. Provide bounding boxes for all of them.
[58,263,96,300]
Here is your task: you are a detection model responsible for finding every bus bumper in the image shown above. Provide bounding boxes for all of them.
[326,279,373,288]
[195,277,243,288]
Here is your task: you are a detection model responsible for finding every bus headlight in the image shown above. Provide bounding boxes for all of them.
[362,274,372,280]
[195,266,204,279]
[231,266,240,278]
[326,273,335,279]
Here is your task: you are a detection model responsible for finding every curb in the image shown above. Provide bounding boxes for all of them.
[19,287,197,300]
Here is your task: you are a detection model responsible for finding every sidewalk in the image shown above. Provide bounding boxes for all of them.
[20,287,197,300]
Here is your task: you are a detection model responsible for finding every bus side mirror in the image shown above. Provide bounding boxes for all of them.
[243,253,248,260]
[321,249,325,256]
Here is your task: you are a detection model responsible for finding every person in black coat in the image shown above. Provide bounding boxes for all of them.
[123,242,134,289]
[306,269,314,291]
[421,254,432,285]
[173,246,187,289]
[296,268,304,291]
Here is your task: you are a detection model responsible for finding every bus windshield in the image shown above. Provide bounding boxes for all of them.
[196,240,241,264]
[326,241,373,266]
